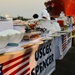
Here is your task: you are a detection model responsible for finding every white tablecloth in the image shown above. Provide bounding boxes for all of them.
[0,20,13,31]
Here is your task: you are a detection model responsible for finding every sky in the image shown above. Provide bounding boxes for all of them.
[0,0,46,18]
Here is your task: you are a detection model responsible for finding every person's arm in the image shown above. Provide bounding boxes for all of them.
[42,16,47,19]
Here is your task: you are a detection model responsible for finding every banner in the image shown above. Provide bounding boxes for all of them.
[0,50,31,75]
[31,40,55,75]
[55,31,72,60]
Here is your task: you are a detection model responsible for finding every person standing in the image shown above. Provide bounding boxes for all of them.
[41,2,55,20]
[41,2,50,20]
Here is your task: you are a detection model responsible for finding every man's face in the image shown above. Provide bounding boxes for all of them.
[46,6,52,13]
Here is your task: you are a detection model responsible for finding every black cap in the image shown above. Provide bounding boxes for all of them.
[33,14,39,19]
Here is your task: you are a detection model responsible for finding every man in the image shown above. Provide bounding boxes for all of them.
[41,2,55,20]
[41,2,50,20]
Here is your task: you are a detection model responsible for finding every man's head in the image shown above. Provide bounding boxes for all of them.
[46,2,55,13]
[44,2,49,7]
